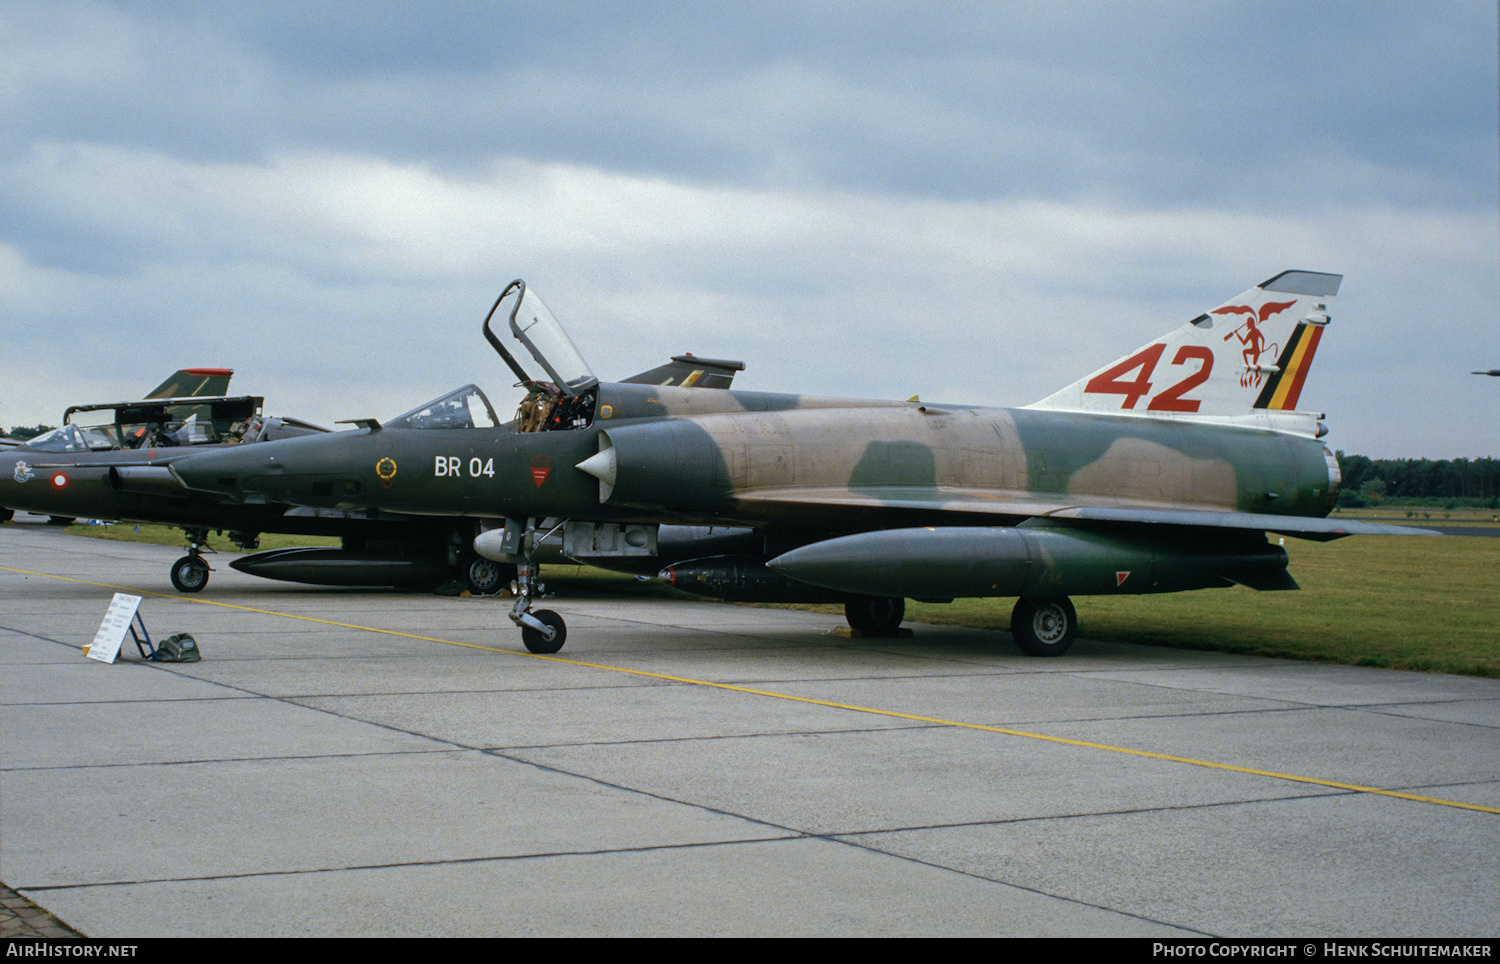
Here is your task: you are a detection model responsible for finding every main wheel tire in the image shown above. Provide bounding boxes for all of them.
[0,507,13,523]
[170,555,210,593]
[464,557,510,596]
[1011,596,1076,657]
[520,609,566,654]
[47,516,75,526]
[845,596,906,636]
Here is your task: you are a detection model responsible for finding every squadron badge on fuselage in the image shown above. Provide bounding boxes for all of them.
[375,457,398,489]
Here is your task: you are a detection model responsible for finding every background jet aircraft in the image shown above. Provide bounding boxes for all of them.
[1,370,230,453]
[2,368,520,592]
[173,274,1433,656]
[2,369,237,520]
[3,356,753,594]
[0,390,361,589]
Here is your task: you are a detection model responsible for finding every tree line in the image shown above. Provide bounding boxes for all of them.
[1337,452,1500,506]
[4,425,53,441]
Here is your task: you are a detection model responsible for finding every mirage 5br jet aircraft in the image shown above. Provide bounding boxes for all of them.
[172,273,1432,656]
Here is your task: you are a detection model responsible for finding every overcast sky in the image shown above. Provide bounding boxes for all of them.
[3,1,1496,458]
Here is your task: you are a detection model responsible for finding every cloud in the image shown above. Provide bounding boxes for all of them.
[7,2,1495,204]
[1,2,1494,457]
[2,139,1493,455]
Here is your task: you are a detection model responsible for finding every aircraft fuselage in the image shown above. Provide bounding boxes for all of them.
[170,382,1340,532]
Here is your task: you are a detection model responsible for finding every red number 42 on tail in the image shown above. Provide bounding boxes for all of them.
[1083,344,1214,412]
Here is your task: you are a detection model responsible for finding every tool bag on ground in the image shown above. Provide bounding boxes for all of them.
[153,633,201,662]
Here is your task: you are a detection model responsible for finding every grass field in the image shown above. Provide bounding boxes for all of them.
[927,535,1499,677]
[65,522,339,553]
[1331,505,1500,527]
[63,521,1500,678]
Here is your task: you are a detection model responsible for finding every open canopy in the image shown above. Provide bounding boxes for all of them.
[23,396,267,451]
[483,280,598,396]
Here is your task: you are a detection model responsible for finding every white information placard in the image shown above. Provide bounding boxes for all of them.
[88,593,142,663]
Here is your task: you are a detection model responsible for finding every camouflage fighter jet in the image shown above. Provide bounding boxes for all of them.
[171,274,1432,655]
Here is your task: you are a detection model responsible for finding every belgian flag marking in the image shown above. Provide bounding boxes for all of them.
[1254,323,1324,410]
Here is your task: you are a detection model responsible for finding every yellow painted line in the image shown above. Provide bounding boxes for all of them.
[1,567,512,654]
[526,656,1500,814]
[7,565,1497,815]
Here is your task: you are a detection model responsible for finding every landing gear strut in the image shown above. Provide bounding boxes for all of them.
[510,560,565,653]
[170,528,214,593]
[844,596,906,636]
[503,518,567,653]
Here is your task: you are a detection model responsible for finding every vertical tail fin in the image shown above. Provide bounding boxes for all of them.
[1028,270,1340,427]
[620,354,747,389]
[145,368,234,399]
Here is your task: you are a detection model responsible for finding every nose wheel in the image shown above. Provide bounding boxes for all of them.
[169,529,214,593]
[171,555,210,592]
[519,608,566,654]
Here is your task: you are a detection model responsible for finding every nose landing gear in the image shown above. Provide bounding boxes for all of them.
[170,528,215,593]
[498,519,568,654]
[509,559,566,653]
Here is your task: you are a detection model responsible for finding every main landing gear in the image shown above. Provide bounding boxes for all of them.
[844,596,906,636]
[463,554,510,596]
[1010,595,1077,657]
[169,528,214,593]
